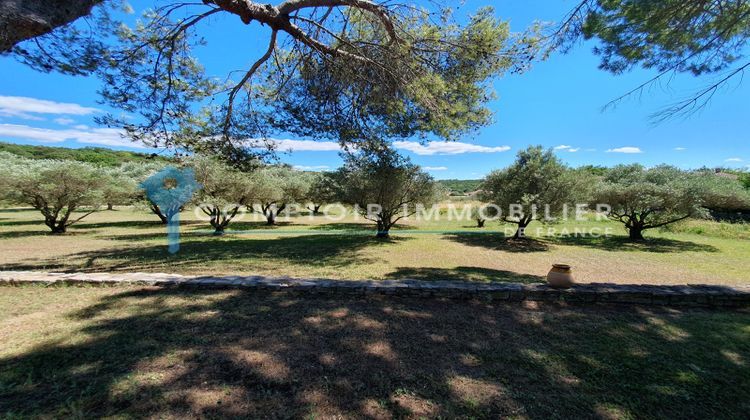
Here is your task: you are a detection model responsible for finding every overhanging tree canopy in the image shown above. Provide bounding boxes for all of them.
[551,0,750,120]
[8,1,539,163]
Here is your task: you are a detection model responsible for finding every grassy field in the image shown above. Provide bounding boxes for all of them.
[0,286,748,418]
[0,205,748,285]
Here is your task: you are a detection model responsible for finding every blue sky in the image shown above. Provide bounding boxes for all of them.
[0,0,747,179]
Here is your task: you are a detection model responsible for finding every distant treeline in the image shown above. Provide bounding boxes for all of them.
[438,179,482,194]
[0,142,172,167]
[438,167,610,195]
[3,142,747,192]
[439,165,748,195]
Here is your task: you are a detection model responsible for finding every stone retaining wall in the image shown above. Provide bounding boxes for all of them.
[1,271,749,307]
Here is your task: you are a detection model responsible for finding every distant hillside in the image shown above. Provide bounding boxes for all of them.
[0,142,172,167]
[438,179,482,195]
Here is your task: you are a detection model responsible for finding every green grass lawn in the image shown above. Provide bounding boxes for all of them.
[0,205,748,285]
[0,286,748,418]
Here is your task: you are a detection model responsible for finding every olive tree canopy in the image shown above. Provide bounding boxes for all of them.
[303,171,339,215]
[249,166,311,225]
[101,166,140,210]
[480,146,583,239]
[0,155,105,233]
[187,155,257,234]
[120,161,173,224]
[594,164,705,241]
[336,147,438,238]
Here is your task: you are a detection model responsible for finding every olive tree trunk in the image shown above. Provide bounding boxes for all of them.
[628,226,645,241]
[376,213,400,238]
[307,204,323,215]
[259,203,285,226]
[511,218,532,239]
[47,222,67,234]
[209,214,228,235]
[149,203,169,225]
[376,220,392,238]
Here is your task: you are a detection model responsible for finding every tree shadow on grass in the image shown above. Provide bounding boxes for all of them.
[312,222,373,231]
[0,229,100,240]
[445,233,550,253]
[2,234,410,273]
[386,266,544,284]
[0,287,748,418]
[549,234,719,253]
[100,232,189,242]
[0,230,50,239]
[224,220,305,231]
[312,222,417,232]
[71,219,203,230]
[0,208,34,213]
[0,220,45,227]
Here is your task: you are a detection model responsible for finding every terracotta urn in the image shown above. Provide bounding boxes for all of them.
[547,264,574,289]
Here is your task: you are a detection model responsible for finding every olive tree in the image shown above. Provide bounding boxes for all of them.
[0,152,24,200]
[249,166,311,225]
[594,165,704,241]
[118,161,173,223]
[337,148,438,238]
[3,158,105,233]
[101,166,139,210]
[470,204,500,228]
[740,172,750,190]
[187,156,255,234]
[305,172,341,215]
[481,146,582,239]
[692,170,750,219]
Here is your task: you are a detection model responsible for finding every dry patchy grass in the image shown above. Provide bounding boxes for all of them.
[0,206,748,285]
[0,286,748,418]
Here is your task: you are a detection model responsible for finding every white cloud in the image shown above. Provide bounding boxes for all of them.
[554,145,580,152]
[53,117,75,125]
[725,157,743,162]
[246,138,341,152]
[423,166,448,171]
[293,165,330,171]
[248,138,511,155]
[606,146,643,154]
[0,123,144,149]
[674,147,686,151]
[275,139,341,152]
[0,96,99,119]
[393,141,511,155]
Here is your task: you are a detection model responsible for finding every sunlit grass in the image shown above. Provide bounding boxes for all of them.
[0,205,748,285]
